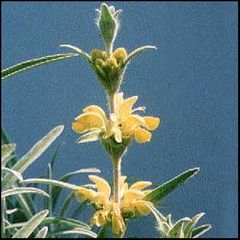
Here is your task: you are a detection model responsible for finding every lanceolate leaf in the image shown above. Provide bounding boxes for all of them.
[21,178,79,190]
[60,44,90,60]
[35,226,48,238]
[42,217,90,229]
[1,167,23,181]
[2,187,49,199]
[191,224,212,238]
[2,125,64,189]
[12,210,49,238]
[184,212,205,238]
[52,168,100,209]
[1,144,16,165]
[125,45,157,65]
[144,168,200,204]
[1,53,78,80]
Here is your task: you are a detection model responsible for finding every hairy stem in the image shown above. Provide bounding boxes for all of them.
[112,157,121,204]
[108,93,115,116]
[107,92,122,205]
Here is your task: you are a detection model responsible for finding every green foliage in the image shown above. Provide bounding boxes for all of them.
[150,206,212,238]
[1,53,78,80]
[12,210,49,238]
[144,168,200,204]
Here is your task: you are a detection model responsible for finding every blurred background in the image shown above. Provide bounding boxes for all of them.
[2,1,238,238]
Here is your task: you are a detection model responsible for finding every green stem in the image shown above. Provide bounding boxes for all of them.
[108,93,115,115]
[107,92,122,205]
[112,157,121,204]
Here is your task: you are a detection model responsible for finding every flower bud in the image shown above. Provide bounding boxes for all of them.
[106,57,118,68]
[96,3,121,55]
[112,48,127,63]
[91,48,105,60]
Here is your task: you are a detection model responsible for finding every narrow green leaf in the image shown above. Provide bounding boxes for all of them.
[15,194,34,219]
[35,226,48,238]
[2,125,64,189]
[15,181,37,218]
[168,218,191,237]
[5,222,27,230]
[59,191,75,217]
[148,205,169,235]
[60,44,90,60]
[52,168,100,209]
[20,178,79,190]
[125,45,157,65]
[42,217,90,229]
[1,144,16,165]
[1,167,23,181]
[12,210,49,238]
[2,187,49,199]
[144,168,200,204]
[53,227,97,238]
[1,53,78,80]
[184,212,205,238]
[192,224,212,238]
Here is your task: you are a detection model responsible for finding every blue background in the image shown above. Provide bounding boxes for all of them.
[2,2,238,238]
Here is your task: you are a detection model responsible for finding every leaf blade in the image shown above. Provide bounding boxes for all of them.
[1,187,49,199]
[2,125,64,189]
[35,226,48,238]
[1,53,78,80]
[144,168,200,204]
[12,210,49,238]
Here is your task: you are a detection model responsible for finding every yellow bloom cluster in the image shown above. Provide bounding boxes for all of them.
[91,48,127,69]
[74,175,153,236]
[72,92,160,144]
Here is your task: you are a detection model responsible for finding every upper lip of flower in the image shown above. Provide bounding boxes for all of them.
[72,92,160,144]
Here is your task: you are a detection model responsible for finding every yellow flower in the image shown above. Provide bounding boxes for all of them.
[72,92,160,144]
[74,175,154,234]
[74,175,126,235]
[120,177,154,217]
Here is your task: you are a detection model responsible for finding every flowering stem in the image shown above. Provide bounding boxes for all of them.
[107,92,122,205]
[112,157,122,204]
[108,92,115,115]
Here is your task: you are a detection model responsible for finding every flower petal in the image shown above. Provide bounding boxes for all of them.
[114,92,124,112]
[88,175,111,199]
[72,112,106,133]
[134,200,153,215]
[91,210,107,227]
[130,181,152,191]
[123,190,144,202]
[144,116,160,130]
[83,105,107,122]
[122,115,146,137]
[119,96,138,121]
[134,127,152,143]
[74,187,96,202]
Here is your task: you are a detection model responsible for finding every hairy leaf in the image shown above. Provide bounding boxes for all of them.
[1,53,78,80]
[35,226,48,238]
[12,210,49,238]
[2,125,64,189]
[2,187,49,199]
[144,168,200,204]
